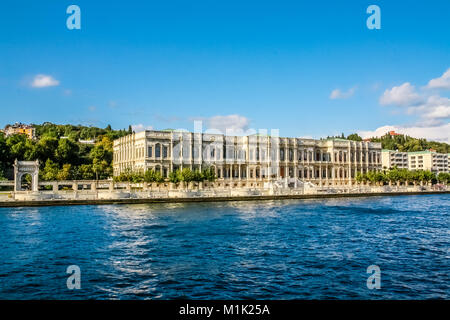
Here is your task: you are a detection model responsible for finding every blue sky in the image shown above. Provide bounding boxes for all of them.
[1,1,449,141]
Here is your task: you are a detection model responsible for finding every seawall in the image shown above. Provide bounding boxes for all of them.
[1,190,448,208]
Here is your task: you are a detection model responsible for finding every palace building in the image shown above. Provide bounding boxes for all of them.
[113,130,382,186]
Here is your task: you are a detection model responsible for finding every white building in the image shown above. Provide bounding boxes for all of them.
[408,151,449,174]
[381,150,409,169]
[113,130,382,186]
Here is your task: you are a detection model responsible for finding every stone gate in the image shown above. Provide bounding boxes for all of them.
[14,159,39,192]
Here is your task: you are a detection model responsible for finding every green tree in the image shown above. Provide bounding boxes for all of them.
[56,164,73,181]
[55,138,79,165]
[355,172,364,184]
[180,168,194,182]
[76,164,95,180]
[202,167,217,181]
[168,170,181,183]
[90,136,113,179]
[6,134,28,160]
[35,135,59,163]
[0,132,10,172]
[41,159,59,181]
[192,169,204,182]
[437,172,449,184]
[347,133,362,141]
[423,170,435,184]
[0,169,6,181]
[143,169,163,183]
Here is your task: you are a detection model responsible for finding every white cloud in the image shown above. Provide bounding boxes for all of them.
[361,69,450,144]
[407,95,450,121]
[330,87,356,100]
[131,124,153,132]
[205,114,250,135]
[358,123,450,144]
[31,74,60,88]
[379,82,423,106]
[426,68,450,90]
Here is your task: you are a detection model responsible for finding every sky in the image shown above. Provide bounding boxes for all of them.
[0,0,449,142]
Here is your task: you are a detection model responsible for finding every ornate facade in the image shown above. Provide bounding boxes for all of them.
[113,130,382,186]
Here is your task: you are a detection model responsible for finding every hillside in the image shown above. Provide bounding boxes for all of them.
[344,133,450,153]
[0,122,131,180]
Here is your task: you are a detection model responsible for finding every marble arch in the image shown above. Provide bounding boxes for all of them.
[14,160,39,192]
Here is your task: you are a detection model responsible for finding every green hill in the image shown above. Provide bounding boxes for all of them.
[345,132,450,153]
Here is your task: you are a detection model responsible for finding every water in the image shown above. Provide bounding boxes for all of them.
[0,194,448,299]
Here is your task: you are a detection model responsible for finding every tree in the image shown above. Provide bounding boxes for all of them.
[355,172,364,184]
[90,136,113,179]
[144,169,163,183]
[41,159,59,181]
[36,135,59,163]
[387,167,400,184]
[6,134,28,161]
[347,133,362,141]
[76,164,95,180]
[55,138,79,165]
[423,170,435,184]
[180,168,194,182]
[0,132,10,172]
[192,169,204,182]
[202,167,217,181]
[0,169,6,181]
[56,164,73,181]
[168,170,180,184]
[437,172,449,184]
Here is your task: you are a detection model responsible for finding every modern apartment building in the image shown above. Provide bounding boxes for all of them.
[382,149,449,173]
[113,130,382,186]
[408,151,449,173]
[381,150,409,169]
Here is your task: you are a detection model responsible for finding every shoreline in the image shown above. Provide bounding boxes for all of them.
[0,190,448,208]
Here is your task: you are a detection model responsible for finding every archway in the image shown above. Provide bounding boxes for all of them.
[14,160,39,192]
[20,173,32,190]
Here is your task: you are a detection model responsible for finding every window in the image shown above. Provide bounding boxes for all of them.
[148,146,153,157]
[155,144,161,158]
[163,146,168,158]
[280,149,285,161]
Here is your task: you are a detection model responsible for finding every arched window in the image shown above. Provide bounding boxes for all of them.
[155,144,161,158]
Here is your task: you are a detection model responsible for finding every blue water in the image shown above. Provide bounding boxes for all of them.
[0,194,448,299]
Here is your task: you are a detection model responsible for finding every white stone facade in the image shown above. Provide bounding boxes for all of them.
[113,131,382,186]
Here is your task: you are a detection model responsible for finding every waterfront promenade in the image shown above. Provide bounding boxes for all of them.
[0,179,448,207]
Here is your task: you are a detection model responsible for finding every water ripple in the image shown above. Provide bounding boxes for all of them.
[0,194,448,299]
